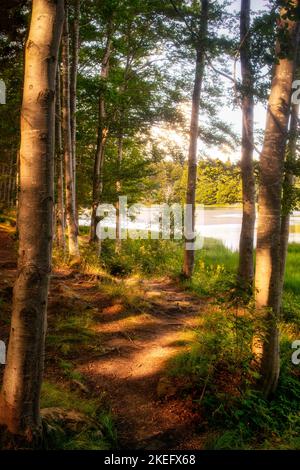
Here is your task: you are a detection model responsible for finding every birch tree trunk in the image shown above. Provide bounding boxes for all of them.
[238,0,256,287]
[56,66,66,251]
[279,102,299,291]
[70,0,80,223]
[62,8,80,259]
[254,1,299,397]
[90,31,112,243]
[0,0,64,438]
[182,0,208,278]
[115,134,123,252]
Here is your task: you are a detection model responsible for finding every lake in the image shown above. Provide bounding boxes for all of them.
[79,207,300,252]
[200,207,300,251]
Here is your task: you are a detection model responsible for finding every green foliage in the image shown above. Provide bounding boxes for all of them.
[145,158,243,207]
[196,158,242,205]
[41,381,116,450]
[100,238,183,277]
[47,313,96,358]
[187,239,239,296]
[203,349,300,450]
[58,359,84,382]
[76,0,186,209]
[165,240,300,450]
[167,301,300,449]
[102,140,156,205]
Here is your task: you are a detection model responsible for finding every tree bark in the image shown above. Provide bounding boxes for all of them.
[0,0,64,438]
[115,134,123,252]
[62,7,80,259]
[254,1,299,398]
[90,30,112,243]
[56,66,66,251]
[182,0,208,278]
[70,0,80,223]
[279,102,299,291]
[238,0,256,287]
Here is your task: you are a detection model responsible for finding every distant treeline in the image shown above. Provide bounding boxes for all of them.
[149,157,243,206]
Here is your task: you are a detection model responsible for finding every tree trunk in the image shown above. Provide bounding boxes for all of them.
[279,102,299,290]
[56,66,66,251]
[238,0,256,287]
[0,0,64,439]
[15,150,20,237]
[62,8,80,259]
[254,2,299,398]
[115,134,123,252]
[182,0,208,278]
[70,0,80,223]
[90,31,112,243]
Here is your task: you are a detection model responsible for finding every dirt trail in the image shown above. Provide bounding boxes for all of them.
[78,278,205,449]
[0,226,206,449]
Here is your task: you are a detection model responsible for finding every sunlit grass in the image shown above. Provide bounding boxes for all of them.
[284,243,300,295]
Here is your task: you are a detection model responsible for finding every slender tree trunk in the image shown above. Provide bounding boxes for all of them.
[0,0,64,439]
[0,164,4,204]
[70,0,80,223]
[238,0,256,287]
[279,102,299,290]
[15,150,20,237]
[254,2,299,398]
[90,32,112,243]
[6,155,14,207]
[182,0,208,278]
[62,8,80,259]
[56,66,66,251]
[115,134,123,252]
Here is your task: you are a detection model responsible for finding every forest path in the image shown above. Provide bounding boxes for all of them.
[78,277,206,450]
[0,226,206,450]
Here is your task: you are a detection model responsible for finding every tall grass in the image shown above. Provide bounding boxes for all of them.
[284,243,300,295]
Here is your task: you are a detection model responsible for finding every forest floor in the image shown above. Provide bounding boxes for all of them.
[74,278,206,450]
[0,224,207,450]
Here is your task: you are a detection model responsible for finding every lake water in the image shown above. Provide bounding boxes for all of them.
[79,207,300,252]
[201,208,300,251]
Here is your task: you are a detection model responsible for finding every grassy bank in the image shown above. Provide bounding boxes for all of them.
[81,236,300,449]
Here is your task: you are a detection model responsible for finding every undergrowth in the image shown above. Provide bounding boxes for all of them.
[38,234,300,449]
[41,381,116,450]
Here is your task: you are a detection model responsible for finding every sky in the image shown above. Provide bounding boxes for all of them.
[215,0,270,161]
[204,0,270,161]
[153,0,271,163]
